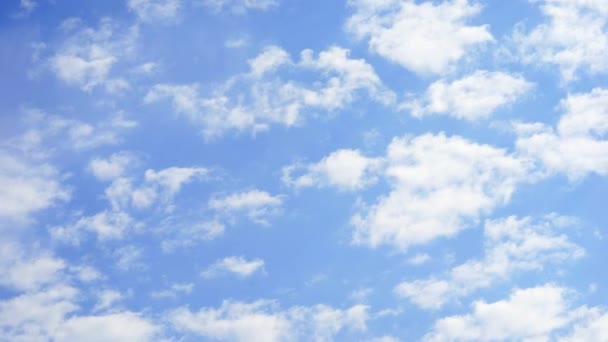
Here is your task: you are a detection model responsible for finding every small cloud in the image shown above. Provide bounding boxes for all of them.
[407,253,431,266]
[201,256,265,279]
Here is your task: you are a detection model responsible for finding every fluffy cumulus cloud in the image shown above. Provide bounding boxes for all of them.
[423,284,608,341]
[201,256,265,278]
[395,215,584,309]
[49,17,138,92]
[0,285,160,341]
[88,151,138,181]
[282,149,383,191]
[168,300,368,341]
[405,70,533,120]
[0,240,159,341]
[516,88,608,179]
[144,45,394,140]
[513,0,608,81]
[0,150,70,223]
[423,284,574,341]
[346,0,493,75]
[352,133,528,250]
[208,189,284,225]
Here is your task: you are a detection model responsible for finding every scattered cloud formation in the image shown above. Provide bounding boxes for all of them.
[209,189,284,225]
[405,71,533,120]
[127,0,181,23]
[515,87,608,179]
[513,0,608,81]
[423,284,574,341]
[0,150,70,223]
[144,45,394,140]
[346,0,493,74]
[352,133,528,250]
[49,18,138,92]
[169,300,368,341]
[395,215,584,309]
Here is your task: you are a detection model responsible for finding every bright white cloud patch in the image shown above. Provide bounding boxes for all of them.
[352,133,528,250]
[346,0,493,75]
[513,0,608,81]
[144,45,394,139]
[0,286,160,342]
[49,18,138,91]
[282,149,383,191]
[201,256,265,278]
[516,88,608,179]
[169,300,368,341]
[88,152,137,181]
[209,189,283,225]
[423,284,574,341]
[395,215,584,309]
[406,70,533,120]
[0,240,66,291]
[0,150,69,223]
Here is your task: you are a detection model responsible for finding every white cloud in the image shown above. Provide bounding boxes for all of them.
[201,256,265,278]
[515,88,608,180]
[346,0,493,75]
[93,290,124,312]
[0,150,70,223]
[114,245,145,271]
[161,220,225,252]
[51,210,136,244]
[0,240,66,291]
[282,149,383,191]
[127,0,181,23]
[49,18,138,91]
[202,0,278,13]
[512,0,608,81]
[150,282,194,299]
[423,285,574,341]
[209,189,283,225]
[352,133,528,250]
[88,152,137,181]
[562,309,608,341]
[405,70,533,120]
[407,253,431,266]
[20,0,37,13]
[16,108,137,153]
[105,166,207,211]
[144,45,394,140]
[395,215,584,309]
[144,166,208,196]
[248,45,291,77]
[0,283,159,341]
[55,312,159,342]
[169,300,368,341]
[133,61,159,74]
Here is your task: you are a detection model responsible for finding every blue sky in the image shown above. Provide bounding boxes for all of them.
[1,0,608,341]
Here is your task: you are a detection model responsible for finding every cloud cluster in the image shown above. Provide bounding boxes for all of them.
[144,45,394,140]
[395,215,584,309]
[346,0,493,75]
